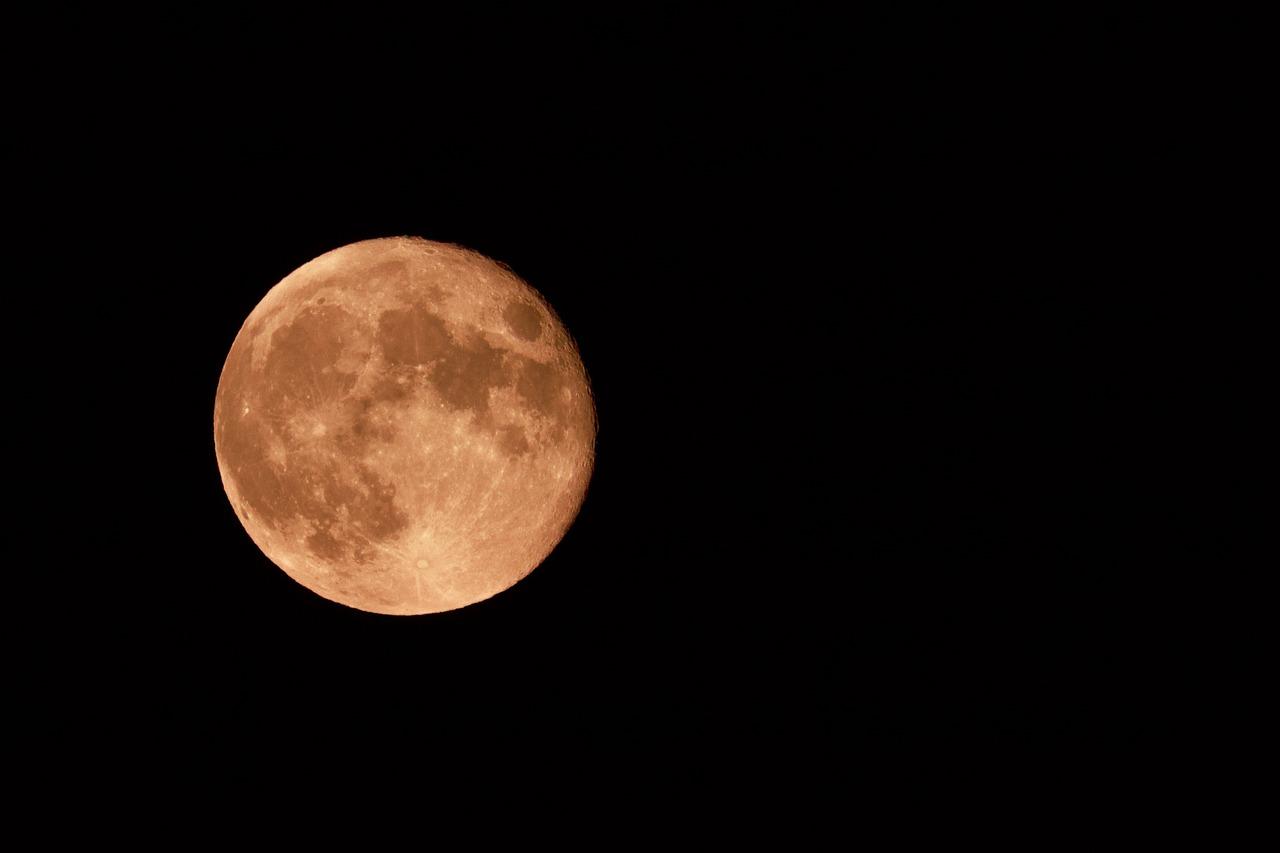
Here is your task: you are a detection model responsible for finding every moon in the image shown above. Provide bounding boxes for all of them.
[214,237,596,614]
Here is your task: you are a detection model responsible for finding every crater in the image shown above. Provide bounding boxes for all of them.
[503,300,543,341]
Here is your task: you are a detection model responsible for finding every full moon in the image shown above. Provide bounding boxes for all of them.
[214,238,596,614]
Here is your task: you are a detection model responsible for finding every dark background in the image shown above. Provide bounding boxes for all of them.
[29,7,1246,799]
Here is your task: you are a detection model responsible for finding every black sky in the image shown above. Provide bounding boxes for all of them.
[25,7,1245,805]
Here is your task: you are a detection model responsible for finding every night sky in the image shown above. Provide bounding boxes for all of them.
[32,8,1238,803]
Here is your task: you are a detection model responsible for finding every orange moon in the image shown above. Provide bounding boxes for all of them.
[214,238,596,614]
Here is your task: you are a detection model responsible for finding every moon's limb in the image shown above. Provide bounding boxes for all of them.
[214,237,596,614]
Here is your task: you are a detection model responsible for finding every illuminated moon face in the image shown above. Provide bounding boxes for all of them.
[214,238,596,614]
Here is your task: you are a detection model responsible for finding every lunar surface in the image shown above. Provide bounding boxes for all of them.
[214,238,596,614]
